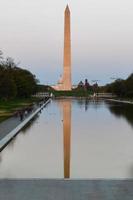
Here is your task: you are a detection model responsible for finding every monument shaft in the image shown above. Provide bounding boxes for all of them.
[52,5,72,91]
[63,6,71,90]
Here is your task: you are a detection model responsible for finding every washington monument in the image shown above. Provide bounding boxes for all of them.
[52,5,72,91]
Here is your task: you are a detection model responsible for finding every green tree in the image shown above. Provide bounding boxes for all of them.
[13,68,37,98]
[0,51,38,99]
[0,70,17,100]
[125,74,133,97]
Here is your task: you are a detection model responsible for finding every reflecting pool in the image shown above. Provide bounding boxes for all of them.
[0,99,133,179]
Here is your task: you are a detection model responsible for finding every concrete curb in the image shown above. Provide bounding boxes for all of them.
[106,99,133,104]
[0,99,51,152]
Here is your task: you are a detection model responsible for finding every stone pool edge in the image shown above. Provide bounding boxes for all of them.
[106,99,133,104]
[0,98,51,152]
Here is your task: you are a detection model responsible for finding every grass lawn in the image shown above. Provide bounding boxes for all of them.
[0,98,38,123]
[52,90,92,97]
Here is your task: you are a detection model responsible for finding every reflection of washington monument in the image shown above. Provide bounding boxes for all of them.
[63,100,71,178]
[58,99,71,178]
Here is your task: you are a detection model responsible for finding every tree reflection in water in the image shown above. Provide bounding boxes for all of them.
[106,102,133,128]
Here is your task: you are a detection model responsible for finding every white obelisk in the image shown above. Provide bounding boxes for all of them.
[62,5,72,91]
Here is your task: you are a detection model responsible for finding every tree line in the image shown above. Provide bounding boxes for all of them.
[0,51,38,100]
[103,73,133,98]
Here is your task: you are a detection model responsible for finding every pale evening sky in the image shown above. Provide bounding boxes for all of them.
[0,0,133,85]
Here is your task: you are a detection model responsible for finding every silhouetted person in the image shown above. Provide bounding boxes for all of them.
[19,111,24,121]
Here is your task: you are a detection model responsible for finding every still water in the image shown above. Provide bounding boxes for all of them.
[0,99,133,179]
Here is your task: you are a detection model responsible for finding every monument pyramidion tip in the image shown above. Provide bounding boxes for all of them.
[65,4,70,13]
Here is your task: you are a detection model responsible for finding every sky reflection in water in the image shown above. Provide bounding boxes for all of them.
[0,99,133,179]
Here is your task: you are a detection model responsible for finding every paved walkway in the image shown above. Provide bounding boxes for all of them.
[0,179,133,200]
